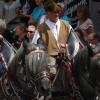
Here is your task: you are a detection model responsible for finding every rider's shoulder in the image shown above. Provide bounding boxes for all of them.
[60,19,70,26]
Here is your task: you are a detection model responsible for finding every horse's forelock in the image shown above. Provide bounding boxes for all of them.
[26,50,49,75]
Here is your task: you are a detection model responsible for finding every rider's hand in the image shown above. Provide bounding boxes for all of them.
[59,43,67,53]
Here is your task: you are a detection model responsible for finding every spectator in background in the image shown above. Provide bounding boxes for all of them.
[0,18,15,43]
[3,0,20,25]
[0,19,6,36]
[75,5,96,43]
[57,2,72,25]
[19,0,36,14]
[28,0,46,26]
[0,0,4,19]
[15,0,35,26]
[13,23,27,49]
[27,25,36,43]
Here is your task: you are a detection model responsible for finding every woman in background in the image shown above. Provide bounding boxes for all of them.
[76,5,96,43]
[28,0,46,26]
[27,25,36,43]
[3,0,21,24]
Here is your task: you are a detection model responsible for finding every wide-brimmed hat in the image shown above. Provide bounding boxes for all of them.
[44,0,61,13]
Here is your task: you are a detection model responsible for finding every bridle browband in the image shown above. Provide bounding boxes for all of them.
[27,46,47,54]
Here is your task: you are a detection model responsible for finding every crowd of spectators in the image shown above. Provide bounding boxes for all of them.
[0,0,99,50]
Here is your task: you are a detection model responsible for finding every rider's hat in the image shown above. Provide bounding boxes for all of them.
[44,0,61,13]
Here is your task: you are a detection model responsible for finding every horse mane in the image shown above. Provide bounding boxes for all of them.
[89,54,100,86]
[73,45,94,78]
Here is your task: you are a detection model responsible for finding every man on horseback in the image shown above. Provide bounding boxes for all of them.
[6,1,80,99]
[37,1,81,99]
[38,0,79,76]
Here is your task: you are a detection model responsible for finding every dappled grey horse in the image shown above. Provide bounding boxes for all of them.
[0,42,51,100]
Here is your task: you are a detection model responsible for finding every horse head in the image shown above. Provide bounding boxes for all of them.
[25,43,51,99]
[73,43,100,100]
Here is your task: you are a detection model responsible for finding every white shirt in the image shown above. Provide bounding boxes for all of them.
[45,19,79,58]
[36,18,79,59]
[32,30,40,44]
[45,19,60,47]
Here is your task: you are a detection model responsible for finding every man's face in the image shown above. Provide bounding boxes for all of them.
[77,11,84,20]
[27,27,35,40]
[48,11,59,23]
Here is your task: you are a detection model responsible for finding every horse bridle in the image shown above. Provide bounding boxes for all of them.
[31,71,50,82]
[27,46,47,54]
[26,47,50,81]
[25,48,51,100]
